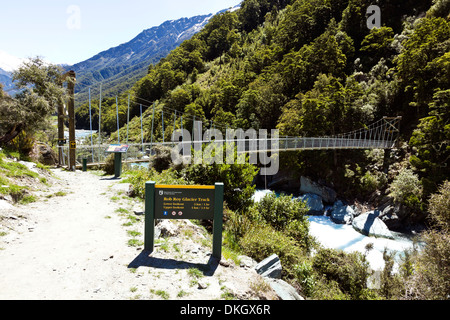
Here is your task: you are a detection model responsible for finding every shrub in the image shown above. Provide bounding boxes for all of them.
[124,167,186,199]
[102,154,115,175]
[294,260,316,297]
[312,248,372,299]
[183,161,258,212]
[427,180,450,231]
[404,230,450,300]
[256,193,308,230]
[239,223,303,277]
[149,145,184,172]
[389,168,423,204]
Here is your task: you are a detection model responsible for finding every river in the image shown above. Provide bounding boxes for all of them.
[252,189,419,272]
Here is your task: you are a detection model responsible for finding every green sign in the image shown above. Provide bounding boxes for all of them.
[154,185,215,220]
[144,182,224,259]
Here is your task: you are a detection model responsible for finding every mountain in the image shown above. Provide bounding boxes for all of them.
[69,13,216,106]
[0,68,14,95]
[0,51,24,96]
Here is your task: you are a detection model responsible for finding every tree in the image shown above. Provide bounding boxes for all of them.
[395,17,450,113]
[277,74,370,137]
[0,57,67,146]
[428,180,450,231]
[360,26,395,70]
[410,89,450,196]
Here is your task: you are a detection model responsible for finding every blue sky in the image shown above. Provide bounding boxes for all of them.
[0,0,240,65]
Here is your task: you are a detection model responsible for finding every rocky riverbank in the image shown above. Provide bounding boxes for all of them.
[258,175,425,239]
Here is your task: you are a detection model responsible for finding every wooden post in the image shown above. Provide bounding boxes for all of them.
[67,70,76,171]
[57,102,65,166]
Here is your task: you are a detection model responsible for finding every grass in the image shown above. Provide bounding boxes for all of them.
[177,290,189,298]
[46,191,67,198]
[127,239,144,247]
[150,289,170,300]
[19,195,37,204]
[0,150,49,203]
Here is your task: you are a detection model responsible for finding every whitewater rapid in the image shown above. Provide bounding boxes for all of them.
[252,190,418,271]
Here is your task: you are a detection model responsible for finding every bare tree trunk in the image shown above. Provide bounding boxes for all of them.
[0,123,24,145]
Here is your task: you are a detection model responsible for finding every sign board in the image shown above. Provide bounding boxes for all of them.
[144,182,224,259]
[106,144,129,153]
[70,141,76,150]
[154,185,215,220]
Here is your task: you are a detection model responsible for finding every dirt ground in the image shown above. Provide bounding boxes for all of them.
[0,168,276,300]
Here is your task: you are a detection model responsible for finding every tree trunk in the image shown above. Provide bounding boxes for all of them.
[0,123,24,145]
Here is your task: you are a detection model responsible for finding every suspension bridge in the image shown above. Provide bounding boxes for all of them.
[58,91,402,170]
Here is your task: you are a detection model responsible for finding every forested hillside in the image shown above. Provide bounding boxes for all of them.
[2,0,449,300]
[76,0,449,212]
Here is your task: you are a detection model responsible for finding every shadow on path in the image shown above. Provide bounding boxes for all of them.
[128,250,219,276]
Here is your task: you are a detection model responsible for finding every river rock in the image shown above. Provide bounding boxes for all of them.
[156,220,179,237]
[299,176,336,203]
[0,199,14,210]
[298,193,324,215]
[255,254,282,279]
[265,278,304,300]
[330,200,354,225]
[352,211,394,239]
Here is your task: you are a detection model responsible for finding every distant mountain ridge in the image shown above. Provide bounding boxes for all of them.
[69,13,216,106]
[0,68,18,96]
[0,50,24,96]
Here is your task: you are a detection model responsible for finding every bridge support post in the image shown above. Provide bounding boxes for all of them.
[383,149,391,173]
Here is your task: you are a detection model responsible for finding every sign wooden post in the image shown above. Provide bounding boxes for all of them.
[144,182,224,259]
[67,71,76,171]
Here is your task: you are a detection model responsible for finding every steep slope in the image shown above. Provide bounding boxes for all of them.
[70,14,214,106]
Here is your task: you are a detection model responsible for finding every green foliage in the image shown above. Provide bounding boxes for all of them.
[183,159,258,212]
[312,248,373,299]
[239,222,303,277]
[102,154,115,175]
[389,168,423,205]
[256,192,307,230]
[124,167,187,199]
[405,229,450,299]
[0,150,46,203]
[427,180,450,231]
[395,17,450,110]
[1,57,67,147]
[294,260,316,296]
[410,89,450,196]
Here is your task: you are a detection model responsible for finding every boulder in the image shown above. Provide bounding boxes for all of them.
[0,199,14,210]
[330,200,355,225]
[255,254,282,279]
[298,193,324,215]
[352,211,394,239]
[238,255,257,269]
[265,278,304,300]
[300,176,336,203]
[156,220,179,237]
[31,143,57,166]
